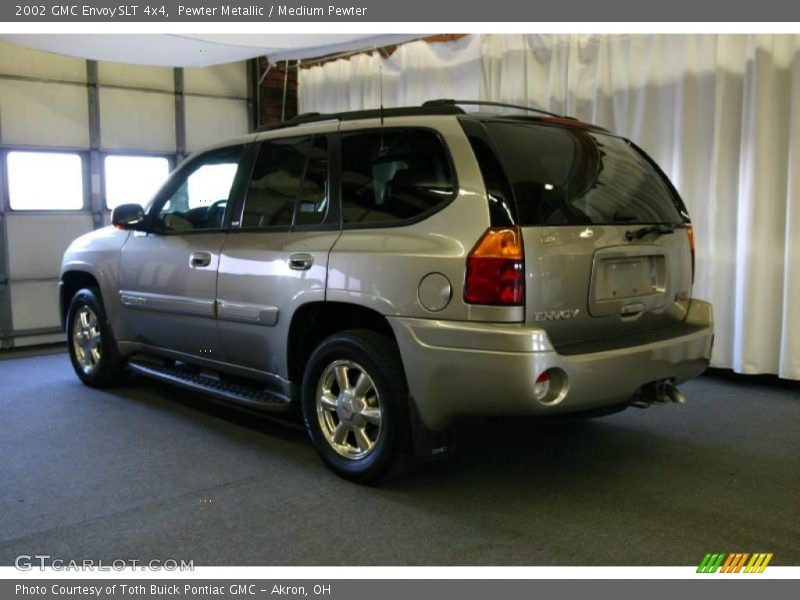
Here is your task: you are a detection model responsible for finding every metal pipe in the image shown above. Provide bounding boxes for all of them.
[280,60,289,122]
[258,62,272,86]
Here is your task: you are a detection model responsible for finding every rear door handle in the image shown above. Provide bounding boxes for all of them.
[289,253,314,271]
[189,252,212,268]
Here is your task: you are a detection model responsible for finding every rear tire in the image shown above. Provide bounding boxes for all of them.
[301,330,412,483]
[66,288,125,388]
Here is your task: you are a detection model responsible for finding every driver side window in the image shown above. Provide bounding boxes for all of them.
[154,146,242,232]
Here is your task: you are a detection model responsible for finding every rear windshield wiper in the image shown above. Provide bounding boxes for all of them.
[625,224,676,242]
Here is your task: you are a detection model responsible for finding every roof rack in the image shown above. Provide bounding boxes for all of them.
[423,99,575,120]
[255,103,465,133]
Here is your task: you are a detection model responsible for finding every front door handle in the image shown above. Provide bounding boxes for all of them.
[189,251,212,268]
[289,253,314,271]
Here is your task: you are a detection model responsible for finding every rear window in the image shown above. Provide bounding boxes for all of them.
[472,121,683,226]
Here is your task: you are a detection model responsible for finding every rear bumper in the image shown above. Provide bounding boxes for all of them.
[389,299,713,430]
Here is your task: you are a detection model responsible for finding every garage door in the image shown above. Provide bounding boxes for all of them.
[0,41,254,349]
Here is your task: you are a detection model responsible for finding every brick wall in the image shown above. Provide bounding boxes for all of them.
[257,35,467,127]
[258,56,299,125]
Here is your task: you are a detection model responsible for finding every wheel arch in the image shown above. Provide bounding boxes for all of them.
[286,301,400,386]
[288,301,457,463]
[60,270,100,330]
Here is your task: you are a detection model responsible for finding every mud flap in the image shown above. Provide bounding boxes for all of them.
[408,394,457,461]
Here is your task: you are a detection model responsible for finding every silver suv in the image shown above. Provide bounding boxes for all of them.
[60,100,714,482]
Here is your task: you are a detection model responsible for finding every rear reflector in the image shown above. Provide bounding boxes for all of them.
[465,226,525,306]
[686,225,695,283]
[533,371,551,401]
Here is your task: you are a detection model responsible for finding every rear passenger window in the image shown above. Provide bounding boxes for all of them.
[340,129,454,225]
[243,136,328,229]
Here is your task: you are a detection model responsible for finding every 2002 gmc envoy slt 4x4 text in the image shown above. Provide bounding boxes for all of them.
[60,100,714,482]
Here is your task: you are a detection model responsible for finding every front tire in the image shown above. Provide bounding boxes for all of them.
[66,288,125,388]
[301,330,411,483]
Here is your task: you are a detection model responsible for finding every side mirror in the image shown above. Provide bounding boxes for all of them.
[111,204,146,230]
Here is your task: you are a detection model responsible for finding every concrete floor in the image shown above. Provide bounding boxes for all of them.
[0,352,798,566]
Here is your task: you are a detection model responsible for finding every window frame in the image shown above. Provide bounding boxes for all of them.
[337,126,459,231]
[231,133,340,234]
[3,147,89,213]
[143,143,253,236]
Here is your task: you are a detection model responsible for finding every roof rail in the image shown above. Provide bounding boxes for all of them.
[423,99,575,120]
[254,103,466,132]
[255,112,324,132]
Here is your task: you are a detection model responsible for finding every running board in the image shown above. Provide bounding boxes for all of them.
[128,359,292,413]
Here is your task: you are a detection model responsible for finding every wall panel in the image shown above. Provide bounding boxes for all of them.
[5,214,94,280]
[0,80,89,148]
[184,96,248,152]
[98,62,174,92]
[99,88,176,152]
[10,281,61,331]
[184,62,248,98]
[0,40,86,83]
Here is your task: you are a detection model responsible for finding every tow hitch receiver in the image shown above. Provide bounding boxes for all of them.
[631,380,686,408]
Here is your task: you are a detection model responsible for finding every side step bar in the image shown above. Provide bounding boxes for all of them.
[128,359,292,413]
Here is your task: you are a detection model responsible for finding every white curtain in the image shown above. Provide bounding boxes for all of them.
[299,34,800,380]
[299,35,482,112]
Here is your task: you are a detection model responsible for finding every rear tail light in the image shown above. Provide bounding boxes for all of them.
[464,226,525,306]
[686,225,695,283]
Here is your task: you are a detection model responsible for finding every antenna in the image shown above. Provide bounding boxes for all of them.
[379,51,385,126]
[377,46,387,156]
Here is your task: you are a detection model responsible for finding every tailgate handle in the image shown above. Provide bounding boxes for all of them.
[620,302,645,316]
[289,253,314,271]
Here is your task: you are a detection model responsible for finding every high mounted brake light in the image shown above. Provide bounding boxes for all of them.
[464,226,525,306]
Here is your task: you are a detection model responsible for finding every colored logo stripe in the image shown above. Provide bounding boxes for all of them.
[697,553,726,573]
[720,553,749,573]
[697,553,773,573]
[745,553,773,573]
